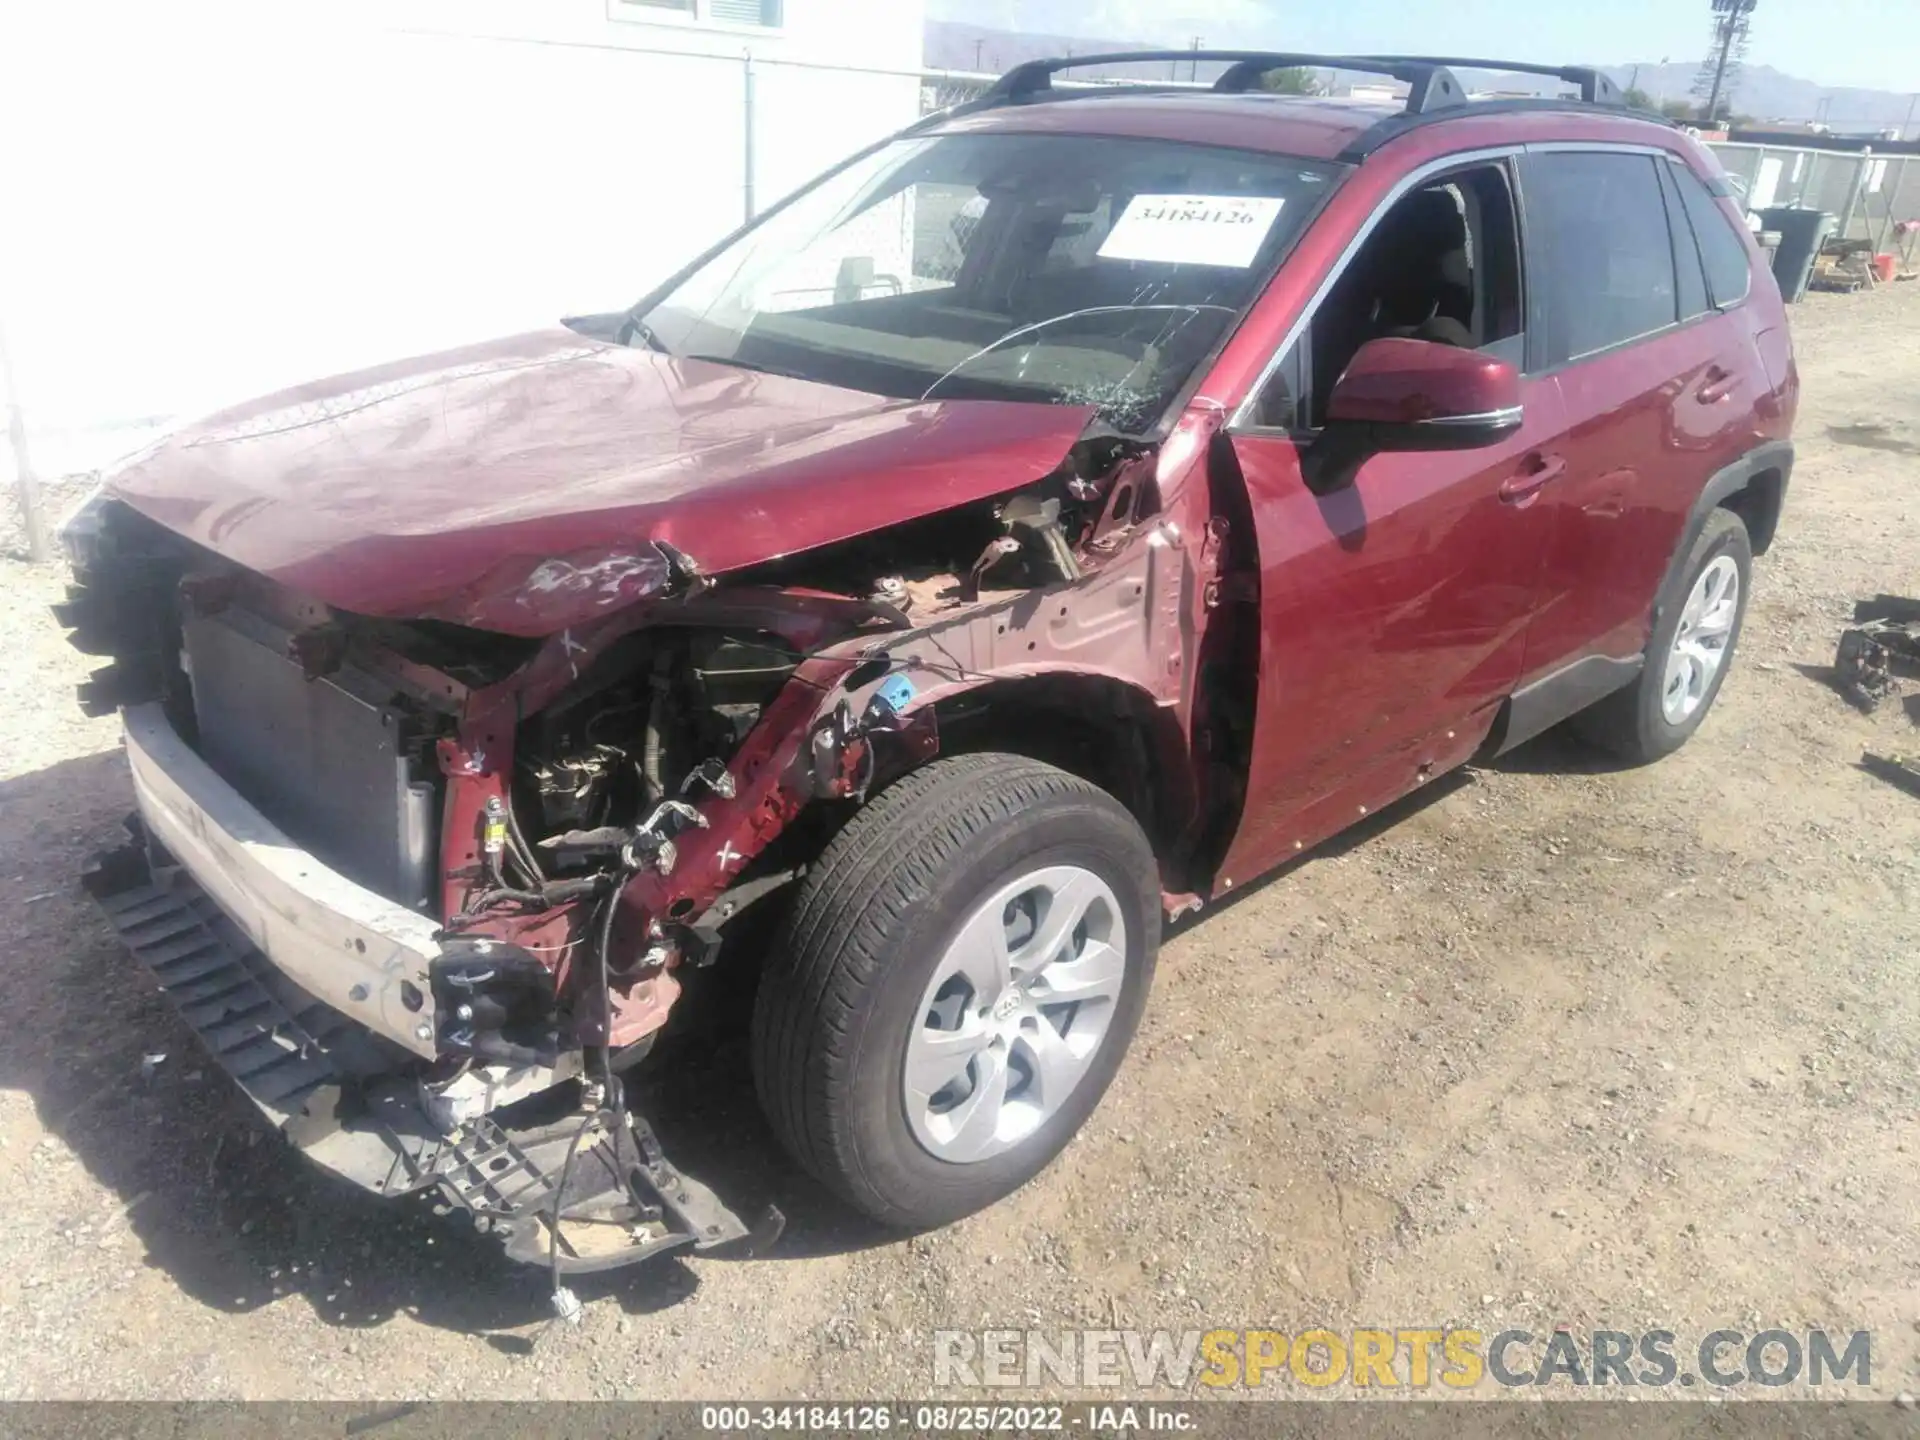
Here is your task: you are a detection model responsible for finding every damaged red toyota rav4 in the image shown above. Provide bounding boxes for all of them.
[60,52,1796,1276]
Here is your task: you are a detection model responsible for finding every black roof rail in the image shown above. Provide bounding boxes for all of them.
[983,51,1469,116]
[1350,56,1623,106]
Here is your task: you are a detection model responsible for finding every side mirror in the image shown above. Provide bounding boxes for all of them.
[1306,338,1523,492]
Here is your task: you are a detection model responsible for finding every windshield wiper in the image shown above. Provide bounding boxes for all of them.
[612,309,672,354]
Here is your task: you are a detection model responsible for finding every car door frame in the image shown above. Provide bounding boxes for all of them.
[1203,143,1568,893]
[1226,145,1532,430]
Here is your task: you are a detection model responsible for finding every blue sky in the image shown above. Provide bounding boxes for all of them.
[932,0,1920,94]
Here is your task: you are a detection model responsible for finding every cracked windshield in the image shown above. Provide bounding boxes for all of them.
[636,132,1337,431]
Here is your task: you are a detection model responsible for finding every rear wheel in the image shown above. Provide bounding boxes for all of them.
[1571,507,1752,762]
[750,753,1158,1228]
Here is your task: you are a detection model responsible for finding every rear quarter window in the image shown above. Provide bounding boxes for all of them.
[1669,159,1754,309]
[1657,160,1712,322]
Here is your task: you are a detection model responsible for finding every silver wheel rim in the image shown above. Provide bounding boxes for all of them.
[1662,554,1740,725]
[903,864,1128,1164]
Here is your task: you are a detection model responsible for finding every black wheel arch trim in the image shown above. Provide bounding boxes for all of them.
[1653,440,1792,636]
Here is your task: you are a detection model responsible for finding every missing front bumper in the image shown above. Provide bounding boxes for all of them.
[84,833,753,1273]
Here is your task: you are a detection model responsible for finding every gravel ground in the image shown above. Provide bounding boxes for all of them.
[1,287,1917,1403]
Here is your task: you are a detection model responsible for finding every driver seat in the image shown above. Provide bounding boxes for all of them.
[1368,188,1475,347]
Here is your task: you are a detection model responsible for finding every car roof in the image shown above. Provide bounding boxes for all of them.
[930,89,1683,166]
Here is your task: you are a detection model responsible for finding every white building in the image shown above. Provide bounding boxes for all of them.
[0,0,927,479]
[1343,83,1409,104]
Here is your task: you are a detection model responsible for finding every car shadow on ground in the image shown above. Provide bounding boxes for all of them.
[0,751,895,1347]
[1481,724,1642,777]
[1163,721,1640,933]
[1164,766,1478,936]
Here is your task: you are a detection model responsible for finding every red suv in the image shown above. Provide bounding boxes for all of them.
[62,52,1795,1278]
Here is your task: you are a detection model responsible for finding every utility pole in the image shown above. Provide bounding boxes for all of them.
[742,51,758,223]
[973,38,984,72]
[1189,36,1203,83]
[1905,92,1918,141]
[0,316,51,564]
[1625,59,1669,110]
[1703,41,1732,123]
[1699,0,1757,126]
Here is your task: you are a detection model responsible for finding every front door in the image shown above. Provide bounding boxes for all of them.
[1213,157,1564,888]
[1216,389,1565,884]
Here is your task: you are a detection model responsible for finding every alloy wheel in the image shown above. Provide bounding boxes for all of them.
[903,864,1127,1164]
[1662,554,1741,724]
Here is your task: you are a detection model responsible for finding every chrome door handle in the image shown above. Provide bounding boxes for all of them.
[1500,454,1567,504]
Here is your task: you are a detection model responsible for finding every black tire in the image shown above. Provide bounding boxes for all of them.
[750,753,1159,1228]
[1570,507,1753,763]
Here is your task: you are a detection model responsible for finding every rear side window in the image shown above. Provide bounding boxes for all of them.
[1668,159,1754,309]
[1520,152,1678,366]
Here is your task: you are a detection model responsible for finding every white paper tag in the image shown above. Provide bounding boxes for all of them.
[1096,194,1286,268]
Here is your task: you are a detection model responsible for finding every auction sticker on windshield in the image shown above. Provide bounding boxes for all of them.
[1096,194,1286,268]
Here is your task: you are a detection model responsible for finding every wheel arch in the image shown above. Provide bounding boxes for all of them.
[1718,454,1790,557]
[1656,441,1792,634]
[925,674,1201,889]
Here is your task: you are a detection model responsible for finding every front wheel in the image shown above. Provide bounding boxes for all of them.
[1571,507,1752,762]
[750,753,1159,1228]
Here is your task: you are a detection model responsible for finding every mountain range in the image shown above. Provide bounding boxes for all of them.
[926,20,1920,133]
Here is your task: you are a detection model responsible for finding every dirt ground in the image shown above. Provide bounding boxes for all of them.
[1,284,1917,1404]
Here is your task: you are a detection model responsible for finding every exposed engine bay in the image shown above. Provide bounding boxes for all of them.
[58,409,1234,1276]
[424,429,1165,1067]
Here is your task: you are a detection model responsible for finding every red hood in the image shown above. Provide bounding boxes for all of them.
[107,327,1095,636]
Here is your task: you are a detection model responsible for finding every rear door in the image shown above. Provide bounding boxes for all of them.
[1513,147,1765,677]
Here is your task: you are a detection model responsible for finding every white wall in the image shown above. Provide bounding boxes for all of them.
[0,0,925,480]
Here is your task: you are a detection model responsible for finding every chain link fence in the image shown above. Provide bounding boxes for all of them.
[1708,142,1920,254]
[919,70,995,117]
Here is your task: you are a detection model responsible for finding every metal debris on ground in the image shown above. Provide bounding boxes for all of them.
[549,1286,584,1327]
[1833,593,1920,713]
